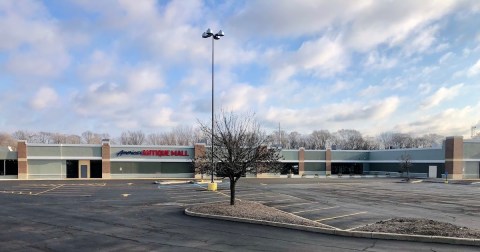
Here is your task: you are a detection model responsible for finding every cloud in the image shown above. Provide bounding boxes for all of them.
[467,59,480,77]
[394,102,480,137]
[0,0,71,78]
[364,51,398,70]
[438,52,455,64]
[420,83,464,109]
[30,87,59,110]
[330,96,400,122]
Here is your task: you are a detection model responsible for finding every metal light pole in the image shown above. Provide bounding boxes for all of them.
[202,28,224,185]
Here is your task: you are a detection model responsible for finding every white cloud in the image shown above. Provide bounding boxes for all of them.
[420,83,464,110]
[30,87,59,110]
[364,51,398,70]
[438,52,455,64]
[394,102,480,137]
[467,59,480,77]
[79,50,116,80]
[126,67,164,93]
[0,0,71,78]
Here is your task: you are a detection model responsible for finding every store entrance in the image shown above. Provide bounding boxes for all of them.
[332,163,363,175]
[90,160,102,178]
[66,160,79,178]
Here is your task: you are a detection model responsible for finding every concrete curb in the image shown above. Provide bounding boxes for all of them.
[184,209,480,246]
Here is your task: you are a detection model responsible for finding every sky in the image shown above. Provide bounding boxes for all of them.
[0,0,480,138]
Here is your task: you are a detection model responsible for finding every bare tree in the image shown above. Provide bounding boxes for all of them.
[50,133,67,144]
[120,130,145,145]
[194,111,282,205]
[362,136,380,150]
[66,134,82,144]
[378,132,394,149]
[0,132,17,149]
[173,126,195,145]
[12,130,34,142]
[308,130,331,149]
[287,131,302,149]
[333,129,365,150]
[399,152,413,181]
[82,131,101,144]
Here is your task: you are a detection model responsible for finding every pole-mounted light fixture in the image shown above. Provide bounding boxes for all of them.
[202,28,224,186]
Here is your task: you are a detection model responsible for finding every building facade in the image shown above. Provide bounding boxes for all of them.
[1,136,479,180]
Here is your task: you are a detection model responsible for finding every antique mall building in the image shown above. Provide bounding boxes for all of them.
[0,136,479,180]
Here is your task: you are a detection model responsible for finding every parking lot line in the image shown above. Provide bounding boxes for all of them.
[35,184,64,195]
[291,206,338,214]
[315,211,367,222]
[184,200,230,206]
[176,196,226,202]
[274,202,317,208]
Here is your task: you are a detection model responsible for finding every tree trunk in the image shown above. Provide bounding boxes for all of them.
[230,178,236,205]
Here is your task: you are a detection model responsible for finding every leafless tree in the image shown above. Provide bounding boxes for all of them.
[399,152,413,181]
[50,133,67,144]
[0,132,17,149]
[308,130,331,149]
[194,111,282,205]
[173,125,195,145]
[332,129,365,150]
[66,134,82,144]
[378,132,394,149]
[287,131,302,149]
[362,136,380,150]
[120,130,145,145]
[12,130,34,142]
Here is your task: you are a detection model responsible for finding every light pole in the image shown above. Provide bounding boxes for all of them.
[202,28,224,187]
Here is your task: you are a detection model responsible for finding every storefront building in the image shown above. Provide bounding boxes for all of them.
[1,136,479,180]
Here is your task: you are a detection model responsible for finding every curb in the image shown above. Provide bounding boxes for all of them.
[184,209,480,246]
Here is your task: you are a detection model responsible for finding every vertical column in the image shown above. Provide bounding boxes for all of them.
[299,147,305,175]
[17,140,28,180]
[445,136,463,180]
[194,143,206,179]
[102,139,111,179]
[326,148,332,176]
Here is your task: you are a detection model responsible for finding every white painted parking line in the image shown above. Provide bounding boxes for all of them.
[169,193,217,199]
[315,211,367,222]
[35,185,64,195]
[260,198,295,203]
[184,200,230,206]
[291,206,338,214]
[275,202,317,208]
[176,196,226,202]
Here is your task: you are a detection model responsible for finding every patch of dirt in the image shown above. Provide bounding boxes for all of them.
[189,201,480,239]
[354,218,480,239]
[188,200,331,228]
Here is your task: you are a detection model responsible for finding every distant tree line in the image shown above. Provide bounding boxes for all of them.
[0,127,444,151]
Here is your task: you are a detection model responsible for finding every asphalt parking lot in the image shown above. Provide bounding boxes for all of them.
[0,178,479,251]
[161,178,480,231]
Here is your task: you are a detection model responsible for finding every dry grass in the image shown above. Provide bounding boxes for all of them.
[354,218,480,239]
[188,200,331,228]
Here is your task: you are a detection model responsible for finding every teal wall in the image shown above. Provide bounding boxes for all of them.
[27,145,101,158]
[369,163,445,176]
[111,162,193,174]
[369,148,444,161]
[0,149,17,159]
[28,160,66,179]
[464,142,480,159]
[281,150,298,160]
[304,150,326,160]
[332,151,369,161]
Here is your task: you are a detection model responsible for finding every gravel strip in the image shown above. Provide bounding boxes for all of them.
[188,200,332,228]
[354,218,480,239]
